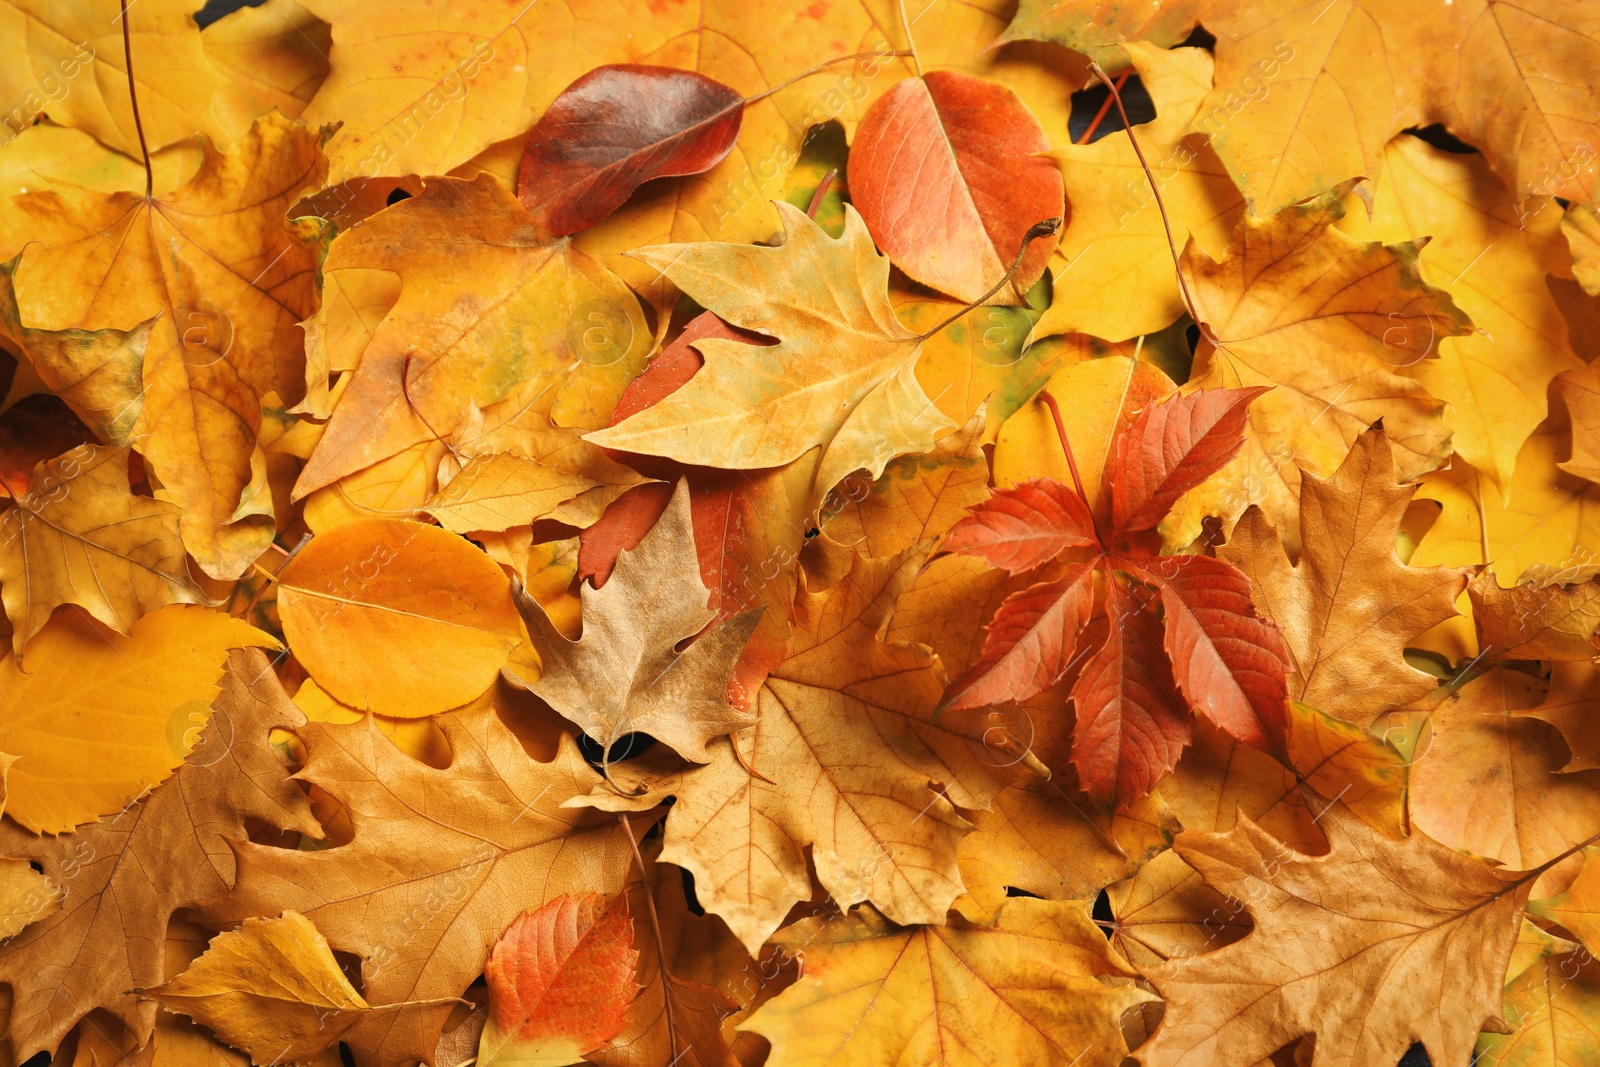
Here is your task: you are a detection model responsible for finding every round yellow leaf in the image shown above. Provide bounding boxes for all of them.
[278,519,527,717]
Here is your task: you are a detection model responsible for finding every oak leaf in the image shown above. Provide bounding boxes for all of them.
[0,649,322,1062]
[478,894,639,1067]
[1140,800,1533,1067]
[1528,849,1600,959]
[1520,662,1600,774]
[1470,566,1600,661]
[0,605,276,833]
[201,711,641,1066]
[578,545,1016,955]
[1560,360,1600,484]
[740,899,1155,1067]
[586,202,958,497]
[0,443,209,655]
[8,113,327,577]
[277,518,529,718]
[847,69,1063,305]
[508,478,760,763]
[1220,424,1469,726]
[141,911,391,1063]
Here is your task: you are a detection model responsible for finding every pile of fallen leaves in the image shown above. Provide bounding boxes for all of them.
[4,1,1600,1065]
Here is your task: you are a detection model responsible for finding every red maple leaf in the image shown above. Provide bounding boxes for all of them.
[940,385,1289,806]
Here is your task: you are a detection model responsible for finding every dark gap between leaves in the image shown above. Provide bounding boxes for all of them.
[1403,124,1479,155]
[1068,74,1156,144]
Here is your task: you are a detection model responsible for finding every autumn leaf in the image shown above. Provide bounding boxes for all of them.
[940,384,1288,803]
[293,174,652,498]
[201,711,641,1065]
[0,649,321,1061]
[0,605,276,833]
[519,65,745,236]
[1470,566,1600,660]
[1475,919,1600,1066]
[1341,134,1583,493]
[277,518,529,718]
[141,911,389,1063]
[0,443,209,655]
[587,202,961,497]
[1104,847,1250,970]
[0,0,320,158]
[1032,42,1244,343]
[848,69,1063,304]
[8,113,326,577]
[997,0,1209,63]
[478,894,639,1067]
[579,545,1015,955]
[1409,667,1600,870]
[1169,181,1467,549]
[1198,0,1600,217]
[506,478,761,764]
[741,899,1155,1067]
[1140,799,1535,1067]
[1221,424,1469,725]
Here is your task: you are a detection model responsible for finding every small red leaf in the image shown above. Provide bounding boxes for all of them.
[1109,386,1268,537]
[847,69,1064,304]
[518,65,744,236]
[941,561,1097,712]
[1130,553,1290,747]
[942,478,1099,573]
[484,893,639,1057]
[1070,578,1190,805]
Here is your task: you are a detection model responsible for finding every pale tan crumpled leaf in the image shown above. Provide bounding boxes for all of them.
[506,479,761,764]
[576,544,1019,956]
[1140,801,1533,1067]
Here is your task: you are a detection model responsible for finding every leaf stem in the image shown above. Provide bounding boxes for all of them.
[619,812,680,1065]
[1076,69,1131,145]
[897,0,924,78]
[805,169,837,220]
[913,217,1061,341]
[1086,61,1208,344]
[1037,390,1092,515]
[120,0,154,199]
[743,51,914,106]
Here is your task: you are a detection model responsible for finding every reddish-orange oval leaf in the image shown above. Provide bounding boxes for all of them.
[942,478,1099,574]
[518,65,744,236]
[847,69,1064,304]
[481,893,639,1066]
[1071,578,1190,806]
[1110,386,1268,538]
[942,562,1096,713]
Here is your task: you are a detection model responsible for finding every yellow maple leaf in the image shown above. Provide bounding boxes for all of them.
[9,113,327,577]
[0,443,209,654]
